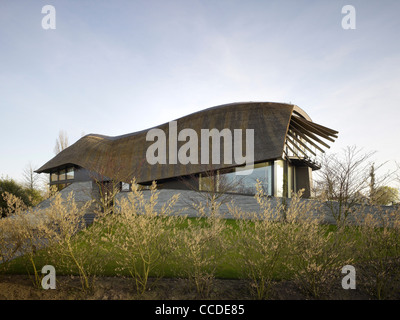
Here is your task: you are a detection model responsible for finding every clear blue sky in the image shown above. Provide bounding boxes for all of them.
[1,0,399,186]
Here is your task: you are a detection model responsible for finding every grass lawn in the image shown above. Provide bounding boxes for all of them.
[3,217,243,277]
[2,216,347,280]
[3,213,400,300]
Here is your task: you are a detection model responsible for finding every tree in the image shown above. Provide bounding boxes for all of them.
[0,178,33,217]
[21,163,47,205]
[22,163,41,190]
[90,154,145,216]
[371,186,399,206]
[54,130,69,155]
[368,162,398,205]
[313,146,393,222]
[369,163,376,203]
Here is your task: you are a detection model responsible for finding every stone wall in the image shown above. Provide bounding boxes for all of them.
[116,189,399,226]
[35,181,97,225]
[34,182,399,227]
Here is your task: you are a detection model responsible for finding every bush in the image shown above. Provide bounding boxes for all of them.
[229,181,285,299]
[175,202,227,298]
[282,191,354,298]
[2,177,400,300]
[103,180,180,294]
[355,205,400,299]
[40,192,99,291]
[0,178,43,217]
[0,192,27,272]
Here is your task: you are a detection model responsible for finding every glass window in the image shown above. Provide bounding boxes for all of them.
[199,173,218,192]
[210,162,274,195]
[51,172,58,182]
[217,169,244,193]
[275,160,284,197]
[235,162,272,195]
[66,167,74,180]
[197,160,295,197]
[121,182,130,192]
[264,164,273,196]
[59,169,66,181]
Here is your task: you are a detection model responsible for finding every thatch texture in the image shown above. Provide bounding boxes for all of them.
[36,102,338,183]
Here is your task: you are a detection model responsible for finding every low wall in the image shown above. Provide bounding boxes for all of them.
[33,182,399,227]
[34,181,97,225]
[116,189,399,226]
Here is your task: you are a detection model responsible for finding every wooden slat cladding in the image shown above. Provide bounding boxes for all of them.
[285,115,338,163]
[290,116,336,142]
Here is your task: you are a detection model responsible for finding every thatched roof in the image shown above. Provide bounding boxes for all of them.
[36,102,338,183]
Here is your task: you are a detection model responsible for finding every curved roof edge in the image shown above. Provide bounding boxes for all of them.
[35,101,337,183]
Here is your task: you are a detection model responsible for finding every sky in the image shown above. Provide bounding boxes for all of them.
[0,0,399,187]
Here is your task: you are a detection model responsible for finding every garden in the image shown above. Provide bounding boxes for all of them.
[1,180,400,300]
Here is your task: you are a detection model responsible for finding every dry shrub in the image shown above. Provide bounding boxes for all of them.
[17,209,49,288]
[40,192,100,291]
[0,192,27,272]
[229,181,285,299]
[104,180,180,294]
[229,183,353,299]
[281,190,354,298]
[0,192,50,287]
[176,198,227,298]
[41,184,58,201]
[355,205,400,299]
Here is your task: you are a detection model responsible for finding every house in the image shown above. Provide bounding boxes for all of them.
[35,102,338,199]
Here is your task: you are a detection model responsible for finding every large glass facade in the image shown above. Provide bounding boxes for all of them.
[273,160,296,197]
[199,160,296,197]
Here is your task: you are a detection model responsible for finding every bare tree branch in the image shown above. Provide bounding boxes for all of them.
[22,163,40,190]
[178,163,246,217]
[54,130,69,155]
[313,145,395,222]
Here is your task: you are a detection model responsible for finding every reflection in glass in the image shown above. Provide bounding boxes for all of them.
[217,162,273,195]
[275,160,284,197]
[199,173,218,192]
[121,182,130,192]
[66,167,74,180]
[51,172,58,182]
[197,160,296,197]
[59,169,66,181]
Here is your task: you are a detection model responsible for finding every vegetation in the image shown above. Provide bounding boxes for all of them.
[1,178,400,300]
[313,146,397,223]
[371,186,399,206]
[0,178,43,216]
[54,130,69,155]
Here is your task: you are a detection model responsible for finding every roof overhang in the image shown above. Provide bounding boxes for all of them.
[36,102,338,181]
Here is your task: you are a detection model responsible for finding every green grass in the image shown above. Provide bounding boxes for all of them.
[2,217,239,277]
[2,215,397,282]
